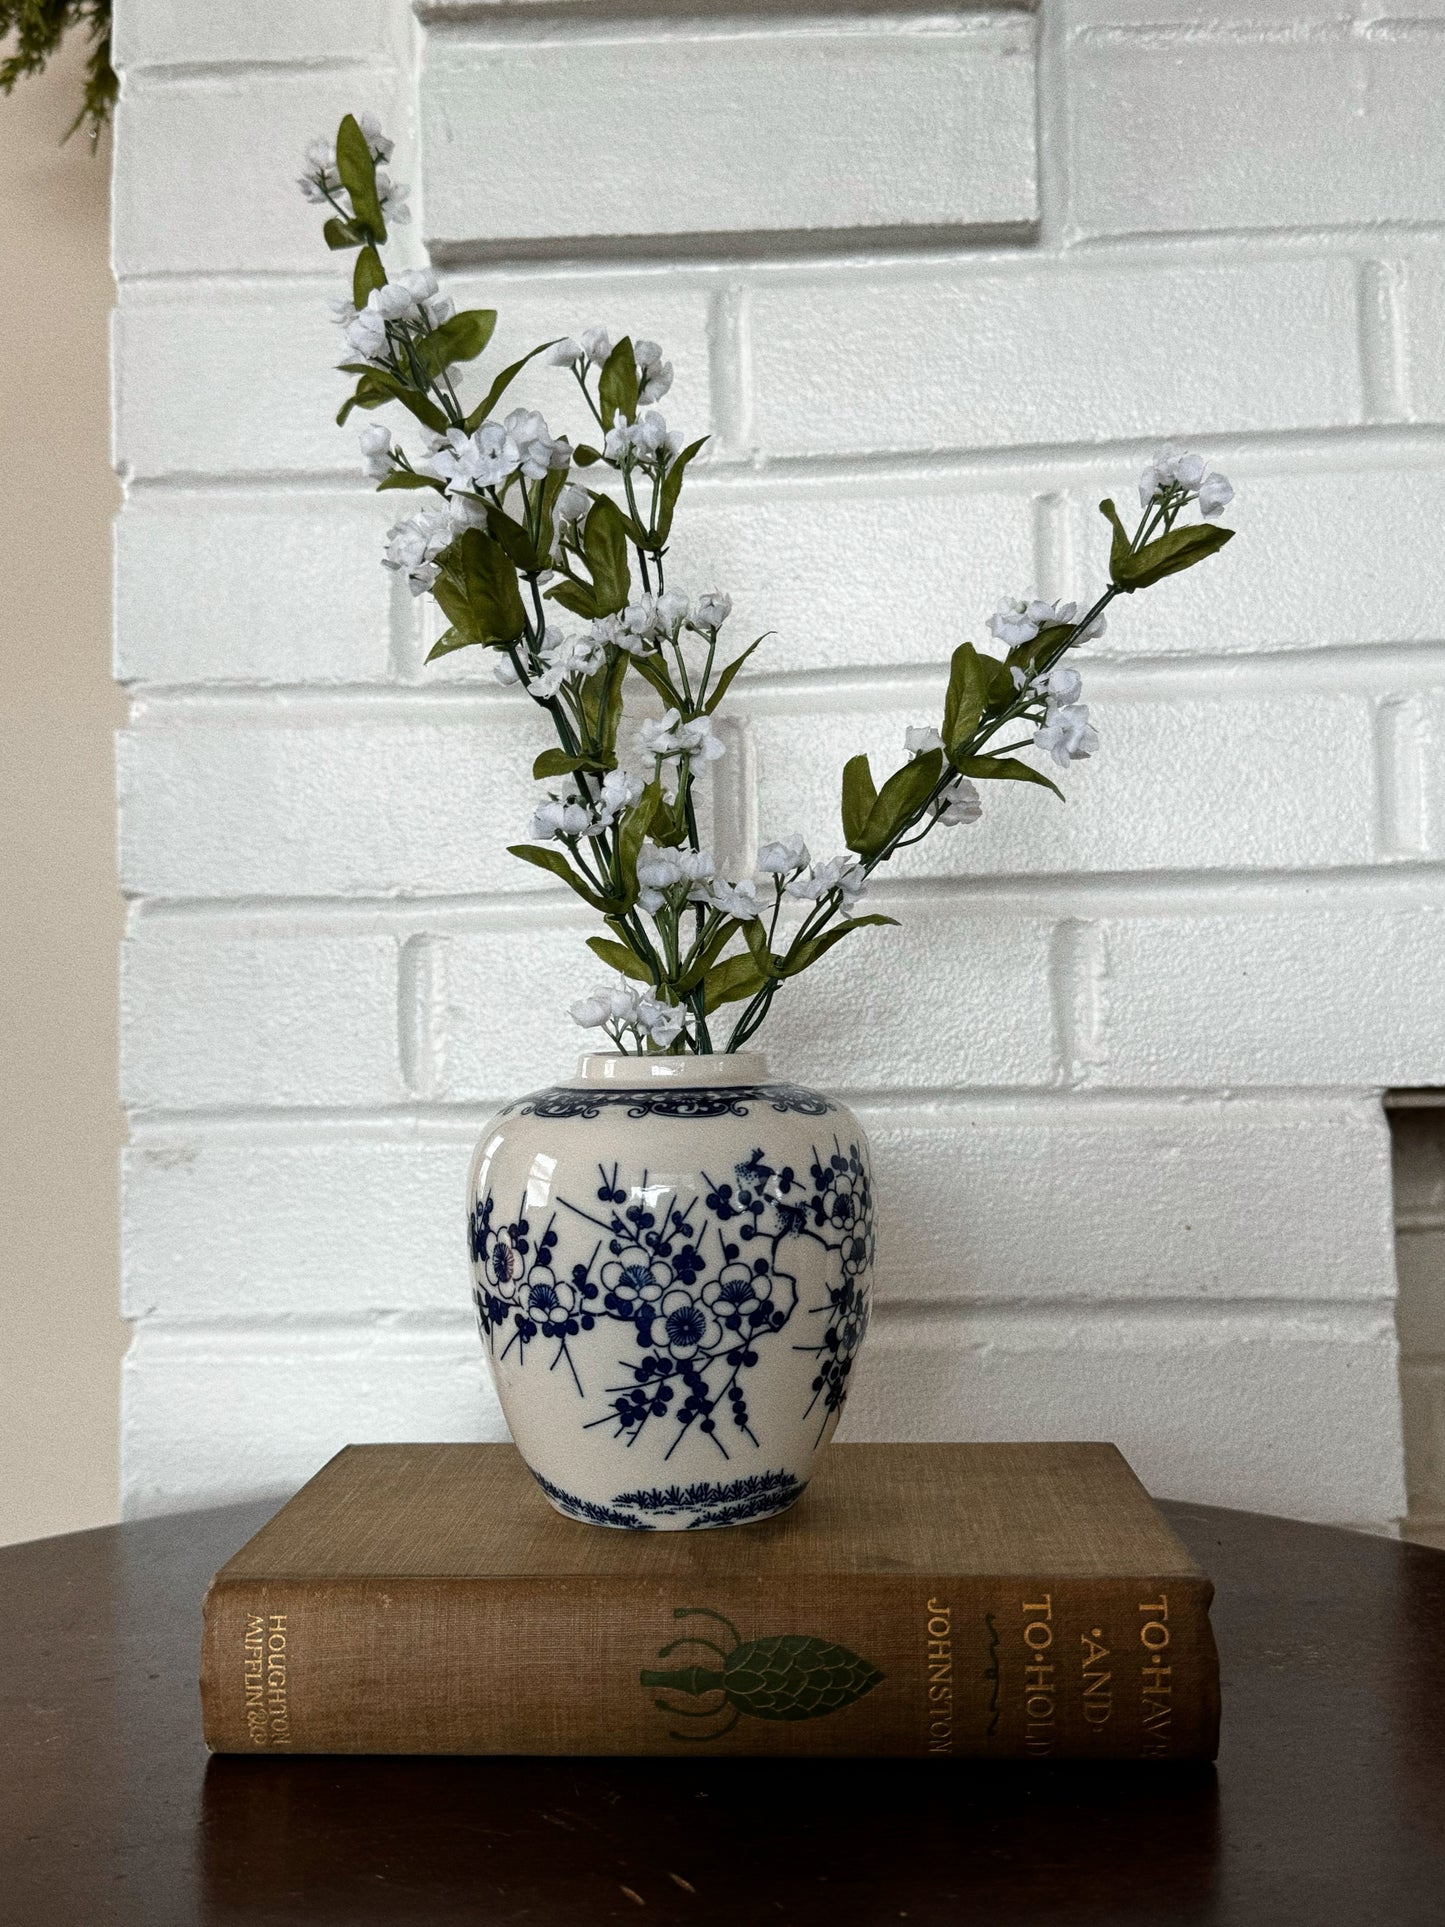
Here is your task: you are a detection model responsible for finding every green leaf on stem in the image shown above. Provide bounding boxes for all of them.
[779,913,899,978]
[586,936,651,981]
[743,918,774,971]
[334,113,386,241]
[951,753,1064,801]
[1115,521,1234,590]
[335,368,449,434]
[615,782,662,906]
[424,626,472,661]
[656,437,708,545]
[703,634,767,714]
[323,216,363,251]
[1099,497,1133,583]
[507,844,616,913]
[376,469,445,492]
[856,749,943,861]
[841,754,878,853]
[943,642,1012,753]
[352,245,386,308]
[463,341,562,433]
[431,528,527,646]
[623,649,678,707]
[545,578,599,619]
[598,335,638,429]
[417,309,497,380]
[649,796,690,850]
[583,494,632,616]
[534,466,569,563]
[675,918,740,994]
[588,650,630,765]
[485,505,545,574]
[533,748,604,780]
[574,445,603,466]
[703,952,767,1014]
[1005,621,1073,682]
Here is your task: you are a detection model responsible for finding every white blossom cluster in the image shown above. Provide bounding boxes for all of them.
[988,597,1107,650]
[419,409,573,494]
[576,590,733,662]
[639,708,726,767]
[978,596,1105,769]
[531,769,643,842]
[567,828,874,1045]
[525,626,608,699]
[545,329,674,405]
[570,980,686,1049]
[604,410,684,466]
[901,728,983,826]
[381,506,452,596]
[1023,663,1096,767]
[303,114,1243,1057]
[1139,443,1233,518]
[297,115,409,226]
[330,267,450,365]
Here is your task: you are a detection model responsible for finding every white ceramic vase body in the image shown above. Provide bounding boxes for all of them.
[467,1052,874,1529]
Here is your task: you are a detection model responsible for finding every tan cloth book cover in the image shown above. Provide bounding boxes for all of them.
[201,1441,1218,1759]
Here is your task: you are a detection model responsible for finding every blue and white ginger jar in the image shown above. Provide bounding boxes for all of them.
[467,1051,875,1530]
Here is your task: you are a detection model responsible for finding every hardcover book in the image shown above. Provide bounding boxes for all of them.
[201,1441,1219,1759]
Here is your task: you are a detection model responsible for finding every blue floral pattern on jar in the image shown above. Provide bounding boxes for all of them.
[470,1135,874,1462]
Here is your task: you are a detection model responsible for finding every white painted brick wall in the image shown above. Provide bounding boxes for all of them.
[746,257,1366,457]
[420,13,1039,253]
[114,0,1443,1526]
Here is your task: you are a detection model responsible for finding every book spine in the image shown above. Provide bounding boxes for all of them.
[203,1568,1218,1759]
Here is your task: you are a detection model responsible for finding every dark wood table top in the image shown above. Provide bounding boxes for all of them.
[3,1496,1444,1925]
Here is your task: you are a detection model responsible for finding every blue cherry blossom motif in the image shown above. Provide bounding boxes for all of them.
[602,1248,672,1317]
[795,1143,876,1439]
[704,1181,737,1219]
[484,1219,528,1293]
[671,1242,706,1286]
[473,1141,874,1460]
[702,1262,775,1333]
[525,1271,579,1337]
[649,1290,722,1362]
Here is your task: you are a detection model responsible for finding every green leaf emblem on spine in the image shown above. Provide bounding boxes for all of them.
[641,1606,884,1742]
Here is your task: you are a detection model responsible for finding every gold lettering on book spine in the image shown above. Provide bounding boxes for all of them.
[923,1597,953,1754]
[1080,1625,1113,1728]
[1021,1595,1055,1755]
[240,1610,293,1747]
[1138,1593,1172,1758]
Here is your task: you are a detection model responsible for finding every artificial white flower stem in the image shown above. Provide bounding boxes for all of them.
[305,113,1236,1058]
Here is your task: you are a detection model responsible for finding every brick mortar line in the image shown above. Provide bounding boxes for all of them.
[122,1086,1391,1140]
[1374,694,1431,861]
[113,221,1445,290]
[117,424,1445,499]
[415,0,1037,18]
[417,9,1035,48]
[121,640,1445,717]
[1358,259,1409,423]
[122,1299,1398,1341]
[121,862,1445,931]
[1074,17,1445,50]
[118,56,400,86]
[427,220,1041,273]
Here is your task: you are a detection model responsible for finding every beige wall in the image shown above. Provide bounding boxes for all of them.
[0,35,125,1545]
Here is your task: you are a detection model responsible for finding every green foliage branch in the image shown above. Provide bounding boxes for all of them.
[304,113,1237,1056]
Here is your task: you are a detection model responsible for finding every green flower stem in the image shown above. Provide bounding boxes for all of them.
[310,150,1236,1059]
